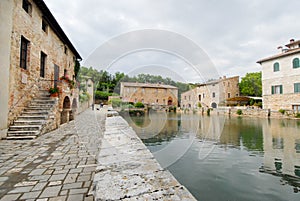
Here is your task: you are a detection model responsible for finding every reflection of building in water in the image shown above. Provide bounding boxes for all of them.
[261,119,300,187]
[180,114,225,141]
[129,112,179,142]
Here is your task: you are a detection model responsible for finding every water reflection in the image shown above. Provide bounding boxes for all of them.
[123,112,300,199]
[260,119,300,191]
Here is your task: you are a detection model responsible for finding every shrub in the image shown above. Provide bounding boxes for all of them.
[236,109,243,115]
[295,113,300,118]
[278,109,286,115]
[109,98,122,107]
[198,102,202,108]
[95,91,111,100]
[134,102,145,108]
[207,108,211,116]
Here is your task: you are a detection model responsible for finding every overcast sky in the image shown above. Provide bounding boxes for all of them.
[45,0,300,83]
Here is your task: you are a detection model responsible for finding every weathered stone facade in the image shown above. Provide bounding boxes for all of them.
[258,39,300,112]
[0,0,81,138]
[181,76,239,109]
[120,82,178,106]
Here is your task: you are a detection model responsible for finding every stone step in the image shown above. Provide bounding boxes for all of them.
[9,125,41,131]
[7,130,39,136]
[31,100,56,104]
[22,111,50,115]
[6,135,37,140]
[13,120,45,125]
[28,105,54,108]
[24,107,50,111]
[18,116,47,121]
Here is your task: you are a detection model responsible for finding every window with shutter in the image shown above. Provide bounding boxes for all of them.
[273,62,280,72]
[293,58,300,68]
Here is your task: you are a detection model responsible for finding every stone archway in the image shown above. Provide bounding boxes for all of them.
[211,102,217,108]
[61,96,71,124]
[69,98,77,121]
[168,97,173,106]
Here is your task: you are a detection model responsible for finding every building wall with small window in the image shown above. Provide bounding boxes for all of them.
[258,39,300,111]
[0,0,81,136]
[120,82,178,107]
[180,76,239,109]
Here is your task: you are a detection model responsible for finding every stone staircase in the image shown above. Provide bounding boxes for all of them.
[6,90,57,140]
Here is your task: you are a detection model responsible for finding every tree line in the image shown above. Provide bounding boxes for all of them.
[78,66,262,102]
[78,67,191,101]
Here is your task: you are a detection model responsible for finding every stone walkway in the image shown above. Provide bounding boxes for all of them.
[94,115,196,200]
[0,108,105,201]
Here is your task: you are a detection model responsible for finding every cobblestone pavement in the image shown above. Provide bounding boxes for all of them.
[0,108,105,201]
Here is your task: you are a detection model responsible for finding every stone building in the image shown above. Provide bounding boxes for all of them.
[181,76,239,109]
[0,0,81,139]
[120,82,178,107]
[257,39,300,112]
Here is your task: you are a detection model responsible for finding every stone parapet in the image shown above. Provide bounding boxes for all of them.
[94,114,196,200]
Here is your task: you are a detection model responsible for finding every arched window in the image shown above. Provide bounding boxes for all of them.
[293,58,300,68]
[273,62,280,72]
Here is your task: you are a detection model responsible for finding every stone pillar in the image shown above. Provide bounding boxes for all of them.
[0,0,13,139]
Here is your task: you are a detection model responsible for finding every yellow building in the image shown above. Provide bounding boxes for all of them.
[120,82,178,107]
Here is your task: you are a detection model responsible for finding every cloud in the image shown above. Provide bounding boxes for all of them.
[44,0,300,82]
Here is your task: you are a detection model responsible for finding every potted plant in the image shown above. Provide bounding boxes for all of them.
[60,76,75,89]
[49,86,59,97]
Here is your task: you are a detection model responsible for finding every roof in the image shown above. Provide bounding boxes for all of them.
[257,48,300,64]
[197,75,239,86]
[33,0,82,60]
[121,82,178,89]
[285,40,300,48]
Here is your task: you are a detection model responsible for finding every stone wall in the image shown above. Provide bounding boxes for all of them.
[261,50,300,110]
[7,0,79,126]
[180,76,239,109]
[121,85,178,106]
[0,0,14,138]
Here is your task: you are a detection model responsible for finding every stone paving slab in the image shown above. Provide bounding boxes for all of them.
[94,115,196,200]
[0,108,105,201]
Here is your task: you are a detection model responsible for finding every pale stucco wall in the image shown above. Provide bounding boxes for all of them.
[261,53,300,110]
[0,0,14,138]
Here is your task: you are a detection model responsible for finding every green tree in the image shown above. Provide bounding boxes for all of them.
[239,72,262,97]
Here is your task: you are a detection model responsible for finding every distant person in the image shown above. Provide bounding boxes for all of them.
[100,102,103,108]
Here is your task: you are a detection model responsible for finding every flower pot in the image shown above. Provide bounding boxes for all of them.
[50,92,58,97]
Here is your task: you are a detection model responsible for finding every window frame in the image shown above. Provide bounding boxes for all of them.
[40,51,47,78]
[20,36,29,70]
[294,83,300,93]
[22,0,32,14]
[273,62,280,72]
[271,85,283,94]
[42,19,48,33]
[293,58,300,69]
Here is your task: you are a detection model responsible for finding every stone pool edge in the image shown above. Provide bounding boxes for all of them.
[93,112,196,200]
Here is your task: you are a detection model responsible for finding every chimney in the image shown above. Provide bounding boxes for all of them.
[290,39,295,43]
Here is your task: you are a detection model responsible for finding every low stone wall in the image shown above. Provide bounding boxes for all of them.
[217,107,298,119]
[94,113,196,200]
[77,101,90,114]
